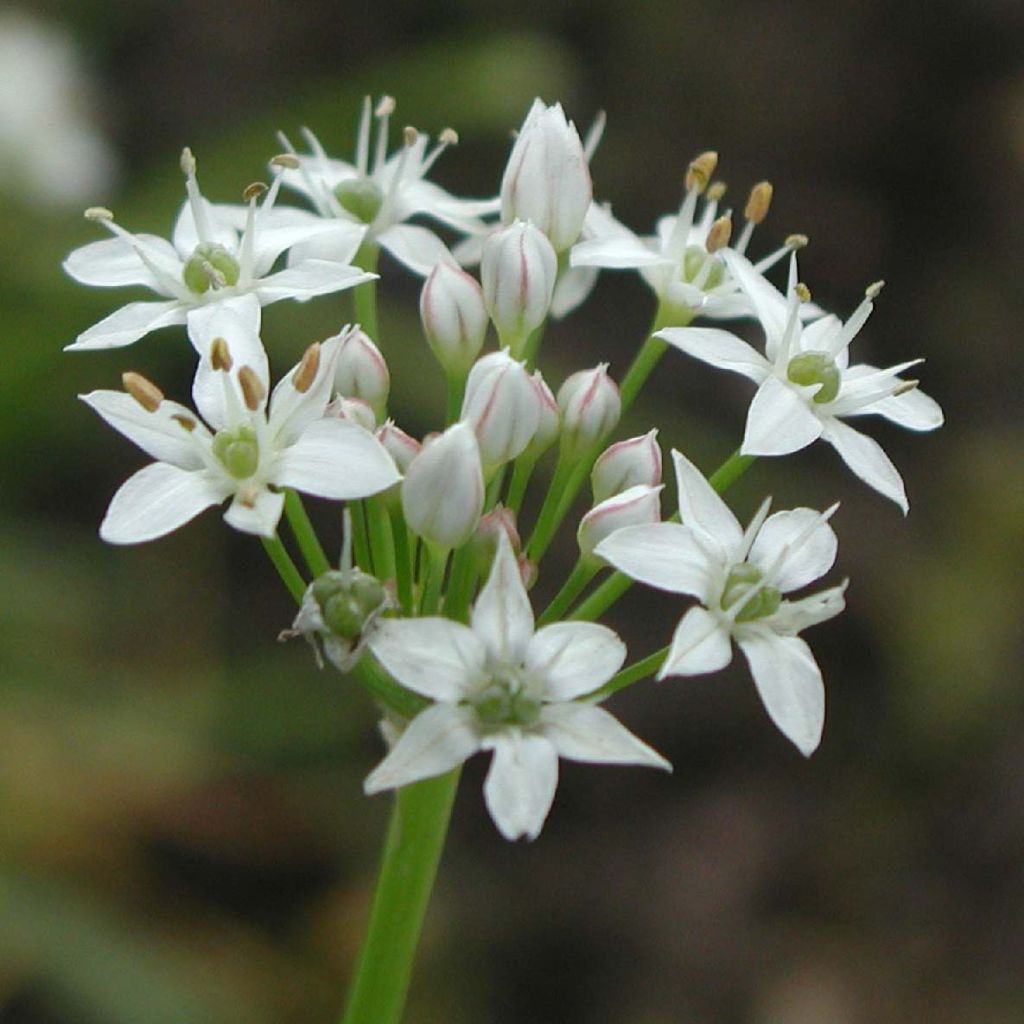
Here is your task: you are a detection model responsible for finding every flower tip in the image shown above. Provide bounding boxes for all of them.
[179,146,196,175]
[84,205,113,221]
[375,95,396,118]
[403,125,419,147]
[785,233,809,250]
[865,279,885,299]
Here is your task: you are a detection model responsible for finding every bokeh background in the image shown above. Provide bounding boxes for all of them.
[2,2,1023,1022]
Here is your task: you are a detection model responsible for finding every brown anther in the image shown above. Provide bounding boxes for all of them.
[439,127,459,145]
[238,366,265,411]
[705,214,733,253]
[403,126,419,147]
[795,283,812,303]
[243,181,268,203]
[172,414,197,432]
[210,337,233,372]
[865,279,886,299]
[785,233,809,249]
[685,151,719,193]
[893,379,919,396]
[271,153,299,169]
[375,95,396,118]
[744,181,773,224]
[122,371,164,412]
[706,181,728,202]
[85,206,113,221]
[180,147,196,175]
[293,342,322,394]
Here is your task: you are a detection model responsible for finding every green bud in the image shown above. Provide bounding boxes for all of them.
[721,562,781,622]
[212,426,259,479]
[681,245,724,289]
[312,569,387,640]
[334,178,384,224]
[786,351,841,404]
[182,243,240,294]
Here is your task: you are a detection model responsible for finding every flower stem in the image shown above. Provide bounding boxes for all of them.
[445,369,466,425]
[366,496,396,583]
[418,546,448,615]
[389,507,415,614]
[587,645,669,700]
[708,449,756,493]
[537,558,599,627]
[260,535,306,603]
[284,490,330,577]
[353,244,381,341]
[340,768,461,1024]
[350,501,373,572]
[618,305,690,414]
[505,452,537,514]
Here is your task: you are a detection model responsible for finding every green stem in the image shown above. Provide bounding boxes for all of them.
[366,496,396,584]
[537,558,599,627]
[505,453,537,514]
[445,369,466,425]
[587,646,669,701]
[418,546,448,615]
[353,244,381,341]
[618,304,690,413]
[708,449,756,493]
[484,465,507,512]
[350,501,373,573]
[284,490,330,577]
[389,507,415,614]
[260,535,306,603]
[340,769,461,1024]
[524,451,574,561]
[443,546,478,624]
[522,321,547,368]
[352,655,427,720]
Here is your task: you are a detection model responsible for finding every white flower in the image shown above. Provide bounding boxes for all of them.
[81,295,400,542]
[64,149,372,351]
[657,251,944,512]
[277,95,498,275]
[595,449,847,756]
[364,534,670,840]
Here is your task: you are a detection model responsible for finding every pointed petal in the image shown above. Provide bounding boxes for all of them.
[750,508,838,592]
[256,261,376,303]
[671,448,744,552]
[570,232,672,269]
[173,197,238,254]
[483,732,559,841]
[266,332,341,448]
[741,375,824,456]
[765,582,847,635]
[550,265,598,319]
[864,387,944,431]
[254,215,364,274]
[222,487,285,537]
[283,221,368,268]
[821,419,908,513]
[657,327,770,383]
[720,248,789,339]
[364,704,480,793]
[100,463,229,544]
[63,235,179,289]
[539,703,670,769]
[659,605,733,677]
[527,622,626,700]
[737,631,825,756]
[66,300,187,351]
[275,419,401,499]
[594,522,715,598]
[368,618,486,700]
[377,223,453,276]
[471,534,535,664]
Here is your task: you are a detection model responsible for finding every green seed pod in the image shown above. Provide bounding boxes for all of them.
[212,427,259,479]
[786,351,841,404]
[313,569,388,641]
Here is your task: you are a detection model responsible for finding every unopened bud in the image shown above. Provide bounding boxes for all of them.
[122,372,163,412]
[376,420,422,474]
[557,364,621,457]
[293,342,321,394]
[210,337,232,371]
[523,371,560,458]
[327,395,377,431]
[238,366,265,411]
[334,327,389,419]
[705,214,732,254]
[420,262,489,376]
[472,505,521,575]
[685,151,718,193]
[578,485,663,562]
[744,181,773,224]
[591,429,662,503]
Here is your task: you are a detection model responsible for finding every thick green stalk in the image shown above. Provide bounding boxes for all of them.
[284,490,330,577]
[340,769,461,1024]
[353,244,381,341]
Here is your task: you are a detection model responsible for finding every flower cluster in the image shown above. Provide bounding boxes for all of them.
[66,96,942,841]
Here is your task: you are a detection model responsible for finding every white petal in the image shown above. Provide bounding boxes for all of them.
[750,508,838,593]
[471,533,535,665]
[368,618,486,700]
[737,630,825,756]
[63,235,179,289]
[266,332,341,448]
[594,522,715,599]
[81,390,210,469]
[741,375,824,456]
[275,418,401,499]
[539,703,670,769]
[526,622,626,700]
[256,260,375,303]
[657,327,770,384]
[570,233,673,269]
[720,249,789,340]
[483,731,559,841]
[254,217,364,275]
[670,449,744,552]
[364,704,480,794]
[821,419,908,513]
[284,221,367,268]
[864,387,944,431]
[765,582,847,635]
[550,265,598,319]
[659,605,733,677]
[66,300,187,351]
[222,487,286,537]
[100,462,229,544]
[377,223,453,276]
[172,197,238,255]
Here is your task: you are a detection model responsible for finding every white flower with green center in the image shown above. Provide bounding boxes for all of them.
[656,251,944,512]
[364,534,670,841]
[276,95,499,275]
[80,296,400,542]
[63,148,372,350]
[595,450,847,757]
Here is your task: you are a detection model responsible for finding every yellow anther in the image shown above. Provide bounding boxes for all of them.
[293,342,322,394]
[375,95,396,118]
[785,233,809,250]
[866,279,885,299]
[795,282,812,303]
[705,214,733,253]
[85,206,113,221]
[172,414,197,432]
[242,181,268,203]
[685,151,719,193]
[439,127,459,145]
[706,181,728,202]
[238,366,265,411]
[744,181,774,224]
[403,126,419,147]
[122,372,164,413]
[210,337,233,372]
[893,379,918,396]
[271,153,299,169]
[180,146,197,175]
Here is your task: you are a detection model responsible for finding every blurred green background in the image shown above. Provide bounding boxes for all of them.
[2,1,1023,1022]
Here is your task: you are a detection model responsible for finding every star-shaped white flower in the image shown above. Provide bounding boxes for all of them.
[364,534,670,841]
[81,295,400,542]
[63,148,372,350]
[596,449,847,756]
[276,95,498,276]
[656,250,944,512]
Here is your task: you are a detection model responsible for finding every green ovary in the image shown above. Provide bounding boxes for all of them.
[183,243,240,293]
[721,562,781,622]
[682,246,724,289]
[212,426,259,479]
[335,178,384,224]
[313,570,388,640]
[786,351,841,404]
[473,677,541,729]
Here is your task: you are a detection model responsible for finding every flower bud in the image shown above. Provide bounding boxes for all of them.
[501,99,592,253]
[481,220,557,354]
[334,326,390,421]
[419,262,489,376]
[471,505,521,575]
[577,485,663,562]
[327,395,377,431]
[376,420,421,474]
[402,422,484,550]
[523,370,561,459]
[460,350,541,471]
[591,428,662,503]
[557,363,621,457]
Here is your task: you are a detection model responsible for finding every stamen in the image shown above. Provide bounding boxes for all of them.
[865,279,885,299]
[795,282,812,303]
[180,145,213,246]
[785,233,809,250]
[122,371,164,412]
[277,130,335,217]
[705,214,733,253]
[403,125,419,147]
[420,127,458,177]
[355,96,373,175]
[293,342,322,394]
[270,153,299,170]
[85,206,113,221]
[706,181,727,202]
[582,110,606,162]
[210,337,233,371]
[685,151,718,194]
[242,181,267,202]
[744,181,773,225]
[238,366,265,411]
[373,95,396,172]
[172,414,197,432]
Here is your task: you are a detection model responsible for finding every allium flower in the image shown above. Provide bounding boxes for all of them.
[81,296,399,542]
[64,148,371,351]
[277,95,498,275]
[657,251,944,512]
[364,535,670,840]
[596,450,846,756]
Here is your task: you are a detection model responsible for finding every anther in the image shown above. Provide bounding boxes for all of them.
[172,414,197,432]
[293,342,322,394]
[85,206,113,221]
[706,181,727,202]
[242,182,267,203]
[210,337,233,372]
[866,279,885,299]
[785,233,809,249]
[439,127,459,145]
[705,214,733,253]
[403,126,418,147]
[745,181,773,224]
[238,366,265,411]
[271,153,299,169]
[180,147,196,175]
[685,151,719,193]
[795,282,812,303]
[122,372,164,412]
[375,95,396,118]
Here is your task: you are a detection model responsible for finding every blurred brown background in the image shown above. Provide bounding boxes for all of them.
[2,1,1023,1021]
